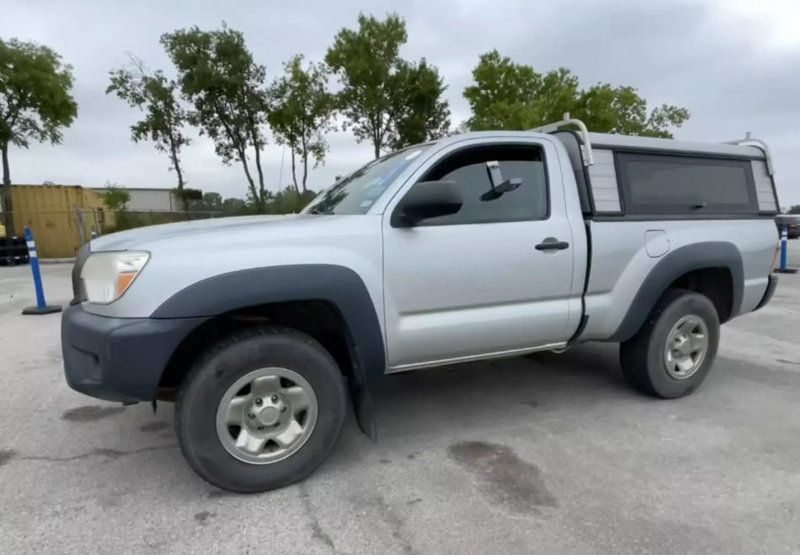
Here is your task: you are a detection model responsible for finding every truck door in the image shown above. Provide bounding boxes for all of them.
[382,137,582,370]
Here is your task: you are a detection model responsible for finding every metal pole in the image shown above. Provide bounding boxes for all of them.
[21,226,62,315]
[278,146,286,189]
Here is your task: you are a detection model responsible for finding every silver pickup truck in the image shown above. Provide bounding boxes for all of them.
[62,117,780,492]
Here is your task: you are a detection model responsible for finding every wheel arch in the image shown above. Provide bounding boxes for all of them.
[153,264,385,439]
[609,242,743,342]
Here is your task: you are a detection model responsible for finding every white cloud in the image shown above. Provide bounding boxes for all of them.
[1,0,798,204]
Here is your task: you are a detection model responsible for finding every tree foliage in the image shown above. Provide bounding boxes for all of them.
[264,186,317,214]
[161,25,270,211]
[221,196,248,215]
[199,191,222,211]
[388,59,450,150]
[107,57,190,191]
[0,38,78,234]
[101,183,130,211]
[464,50,689,137]
[787,205,800,215]
[268,55,335,192]
[326,14,450,158]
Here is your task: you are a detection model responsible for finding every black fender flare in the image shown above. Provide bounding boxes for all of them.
[153,264,385,439]
[609,242,744,342]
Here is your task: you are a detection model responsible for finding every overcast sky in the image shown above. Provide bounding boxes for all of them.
[2,0,799,205]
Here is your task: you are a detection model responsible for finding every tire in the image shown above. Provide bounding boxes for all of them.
[175,326,348,493]
[620,289,720,399]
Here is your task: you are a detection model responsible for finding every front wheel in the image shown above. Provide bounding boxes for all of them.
[620,289,720,398]
[175,326,347,493]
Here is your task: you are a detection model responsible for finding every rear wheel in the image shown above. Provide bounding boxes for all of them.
[175,326,347,493]
[620,289,720,398]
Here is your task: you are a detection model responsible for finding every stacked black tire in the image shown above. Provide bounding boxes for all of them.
[0,236,29,266]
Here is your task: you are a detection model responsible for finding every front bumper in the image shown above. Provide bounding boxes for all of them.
[61,303,205,402]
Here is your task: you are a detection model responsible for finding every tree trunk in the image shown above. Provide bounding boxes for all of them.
[247,114,267,212]
[253,143,266,212]
[371,111,385,159]
[290,148,299,193]
[170,137,185,191]
[301,139,309,193]
[372,122,381,159]
[1,143,14,236]
[212,99,259,209]
[238,149,258,206]
[174,160,185,191]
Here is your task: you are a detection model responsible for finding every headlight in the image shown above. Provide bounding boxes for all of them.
[80,251,150,304]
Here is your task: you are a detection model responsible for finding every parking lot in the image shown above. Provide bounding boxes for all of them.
[1,245,799,554]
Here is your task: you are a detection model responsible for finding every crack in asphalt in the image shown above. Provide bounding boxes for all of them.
[372,493,417,554]
[298,482,337,552]
[10,444,177,464]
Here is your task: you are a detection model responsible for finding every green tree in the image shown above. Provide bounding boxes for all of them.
[787,205,800,214]
[573,83,690,138]
[161,25,270,211]
[198,191,222,212]
[388,59,450,150]
[326,14,450,158]
[268,55,335,193]
[107,57,190,192]
[264,186,317,215]
[464,50,689,137]
[101,183,130,210]
[0,38,78,234]
[221,196,248,216]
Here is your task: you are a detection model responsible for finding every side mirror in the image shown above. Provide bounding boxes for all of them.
[482,160,522,201]
[391,180,463,227]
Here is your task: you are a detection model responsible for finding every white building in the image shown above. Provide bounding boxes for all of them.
[90,187,185,212]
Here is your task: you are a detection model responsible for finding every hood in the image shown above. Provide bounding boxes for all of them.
[90,214,355,252]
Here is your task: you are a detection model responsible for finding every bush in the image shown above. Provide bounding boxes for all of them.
[265,188,317,214]
[100,187,318,235]
[101,183,131,210]
[103,210,216,233]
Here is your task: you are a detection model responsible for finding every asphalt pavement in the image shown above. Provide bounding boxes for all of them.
[0,244,798,553]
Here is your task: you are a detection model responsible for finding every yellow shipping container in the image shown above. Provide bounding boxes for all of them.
[5,185,109,258]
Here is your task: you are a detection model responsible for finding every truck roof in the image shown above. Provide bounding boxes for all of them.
[431,128,767,161]
[586,132,767,160]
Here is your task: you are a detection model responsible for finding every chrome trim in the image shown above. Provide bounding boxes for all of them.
[723,132,774,175]
[531,113,594,166]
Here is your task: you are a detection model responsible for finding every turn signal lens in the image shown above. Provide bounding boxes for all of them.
[116,272,138,296]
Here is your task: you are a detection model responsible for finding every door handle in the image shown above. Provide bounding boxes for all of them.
[535,238,570,251]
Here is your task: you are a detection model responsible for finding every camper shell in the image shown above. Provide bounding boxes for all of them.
[542,118,779,218]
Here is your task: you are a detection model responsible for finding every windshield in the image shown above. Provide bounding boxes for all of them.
[304,145,430,215]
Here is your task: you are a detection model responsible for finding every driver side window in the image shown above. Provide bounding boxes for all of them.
[417,144,548,225]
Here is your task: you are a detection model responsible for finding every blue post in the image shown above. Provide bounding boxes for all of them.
[775,224,798,274]
[21,226,62,315]
[780,227,788,270]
